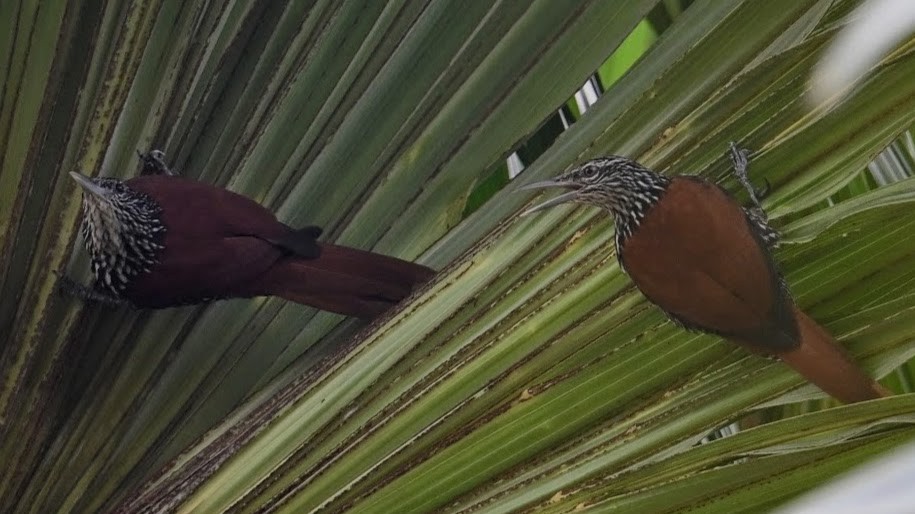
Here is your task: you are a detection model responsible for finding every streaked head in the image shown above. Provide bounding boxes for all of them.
[519,156,669,218]
[69,171,164,291]
[69,171,132,202]
[69,172,145,238]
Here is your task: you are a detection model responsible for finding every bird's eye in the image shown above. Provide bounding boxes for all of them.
[579,166,599,181]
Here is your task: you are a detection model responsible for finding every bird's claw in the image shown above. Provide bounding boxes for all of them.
[728,142,750,172]
[729,143,780,247]
[137,149,178,176]
[54,270,127,305]
[727,142,766,209]
[54,271,84,297]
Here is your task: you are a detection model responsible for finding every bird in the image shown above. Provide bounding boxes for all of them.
[59,150,434,319]
[520,144,890,403]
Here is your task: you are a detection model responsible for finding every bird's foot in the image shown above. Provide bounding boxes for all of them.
[729,143,781,248]
[744,207,781,248]
[728,142,768,209]
[137,149,178,176]
[55,272,128,306]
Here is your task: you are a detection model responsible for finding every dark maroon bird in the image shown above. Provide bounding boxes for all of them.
[521,145,890,403]
[61,152,434,318]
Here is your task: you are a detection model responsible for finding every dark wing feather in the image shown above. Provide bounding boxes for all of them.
[127,175,321,258]
[621,177,797,351]
[127,176,295,242]
[125,236,283,307]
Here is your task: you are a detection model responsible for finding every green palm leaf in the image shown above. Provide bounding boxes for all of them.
[2,1,914,512]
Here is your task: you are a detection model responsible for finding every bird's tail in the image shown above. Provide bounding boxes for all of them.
[258,243,434,319]
[777,306,890,403]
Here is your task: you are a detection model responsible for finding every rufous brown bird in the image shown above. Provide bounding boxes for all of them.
[59,151,434,318]
[521,144,890,403]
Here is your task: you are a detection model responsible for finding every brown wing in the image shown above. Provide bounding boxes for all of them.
[620,177,797,350]
[126,176,289,239]
[125,236,283,307]
[126,175,319,257]
[121,176,309,307]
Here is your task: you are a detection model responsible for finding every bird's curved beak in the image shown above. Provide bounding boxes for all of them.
[518,179,581,216]
[69,171,108,198]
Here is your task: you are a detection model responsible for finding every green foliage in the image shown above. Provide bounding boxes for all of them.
[1,1,914,513]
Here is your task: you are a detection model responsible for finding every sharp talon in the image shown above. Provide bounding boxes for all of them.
[138,149,177,176]
[726,142,767,209]
[54,272,77,296]
[55,273,127,305]
[728,142,750,170]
